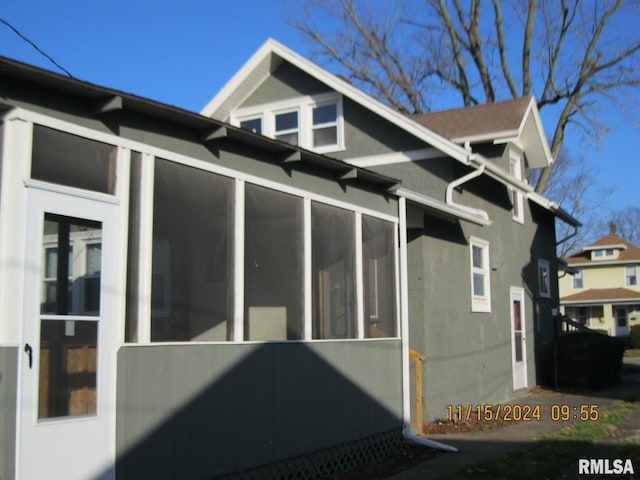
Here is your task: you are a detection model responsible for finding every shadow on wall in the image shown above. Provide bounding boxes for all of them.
[111,340,403,480]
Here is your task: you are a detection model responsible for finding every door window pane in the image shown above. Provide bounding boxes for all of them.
[41,214,102,316]
[151,159,234,341]
[513,299,523,362]
[312,203,356,339]
[39,320,97,419]
[363,216,397,338]
[244,185,303,340]
[32,125,116,194]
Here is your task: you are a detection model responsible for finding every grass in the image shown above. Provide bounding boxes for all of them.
[444,399,640,480]
[625,349,640,357]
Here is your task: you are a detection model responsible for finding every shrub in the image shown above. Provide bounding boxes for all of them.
[630,325,640,349]
[590,329,609,336]
[553,332,625,390]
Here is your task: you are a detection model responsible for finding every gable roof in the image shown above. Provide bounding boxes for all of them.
[201,38,578,228]
[412,96,552,168]
[201,38,472,165]
[566,228,640,265]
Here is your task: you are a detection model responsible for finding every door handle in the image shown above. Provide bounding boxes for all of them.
[24,343,33,369]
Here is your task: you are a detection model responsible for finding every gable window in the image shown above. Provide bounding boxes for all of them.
[572,268,584,289]
[233,92,343,153]
[239,117,262,134]
[274,110,299,145]
[469,237,491,312]
[537,258,551,298]
[626,265,638,286]
[312,103,338,148]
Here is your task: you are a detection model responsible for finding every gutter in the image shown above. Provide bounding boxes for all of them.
[398,198,458,453]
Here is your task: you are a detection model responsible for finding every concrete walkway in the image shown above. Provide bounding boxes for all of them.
[390,366,640,479]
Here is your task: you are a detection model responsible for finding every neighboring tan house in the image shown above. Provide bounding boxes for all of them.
[0,39,578,480]
[203,39,579,424]
[560,224,640,338]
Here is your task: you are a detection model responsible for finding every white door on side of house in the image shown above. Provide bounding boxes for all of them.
[510,287,528,390]
[614,306,629,337]
[17,188,118,480]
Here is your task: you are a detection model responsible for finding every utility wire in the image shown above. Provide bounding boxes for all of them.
[0,16,73,77]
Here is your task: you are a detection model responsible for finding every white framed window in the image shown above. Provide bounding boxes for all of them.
[626,265,638,286]
[572,268,584,289]
[469,237,491,312]
[537,258,551,298]
[239,116,262,135]
[233,92,344,153]
[274,109,299,145]
[509,151,524,224]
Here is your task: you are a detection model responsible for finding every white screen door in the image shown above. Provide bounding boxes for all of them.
[18,188,118,480]
[510,287,527,390]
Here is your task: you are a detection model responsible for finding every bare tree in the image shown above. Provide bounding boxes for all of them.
[599,207,640,245]
[529,147,613,256]
[290,0,640,194]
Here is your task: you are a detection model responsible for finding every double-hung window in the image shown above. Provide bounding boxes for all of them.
[626,265,638,286]
[572,269,584,289]
[469,237,491,312]
[274,110,299,145]
[312,103,338,148]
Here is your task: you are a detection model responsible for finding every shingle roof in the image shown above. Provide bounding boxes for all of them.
[561,288,640,303]
[565,230,640,264]
[412,96,532,140]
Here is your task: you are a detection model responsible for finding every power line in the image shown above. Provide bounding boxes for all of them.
[0,16,73,77]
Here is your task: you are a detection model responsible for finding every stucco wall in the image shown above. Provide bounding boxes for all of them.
[115,340,403,479]
[0,346,17,480]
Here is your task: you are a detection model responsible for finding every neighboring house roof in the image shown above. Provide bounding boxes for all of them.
[0,55,400,192]
[200,38,579,228]
[565,226,640,265]
[412,96,552,168]
[561,288,640,304]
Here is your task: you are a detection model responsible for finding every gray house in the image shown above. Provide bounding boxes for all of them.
[202,39,580,423]
[0,39,577,480]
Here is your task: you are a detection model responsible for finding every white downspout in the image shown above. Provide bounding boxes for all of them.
[398,197,458,453]
[445,161,485,207]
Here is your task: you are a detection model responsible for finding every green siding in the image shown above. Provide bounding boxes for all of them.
[116,340,402,479]
[0,347,17,480]
[240,62,331,107]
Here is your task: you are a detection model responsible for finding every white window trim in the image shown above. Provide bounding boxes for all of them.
[469,236,491,313]
[625,265,638,287]
[232,92,345,154]
[572,268,584,290]
[509,151,524,224]
[538,258,551,299]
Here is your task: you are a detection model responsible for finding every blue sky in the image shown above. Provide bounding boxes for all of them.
[1,1,637,217]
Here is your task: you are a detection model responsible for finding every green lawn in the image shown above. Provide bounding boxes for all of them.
[444,399,640,480]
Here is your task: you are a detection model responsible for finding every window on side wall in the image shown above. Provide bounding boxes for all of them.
[572,269,584,289]
[469,237,491,312]
[509,151,524,224]
[537,258,551,298]
[626,265,638,286]
[274,110,299,145]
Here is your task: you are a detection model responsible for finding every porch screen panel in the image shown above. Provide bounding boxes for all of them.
[32,125,116,194]
[244,184,303,340]
[151,159,234,342]
[312,203,356,339]
[362,216,398,338]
